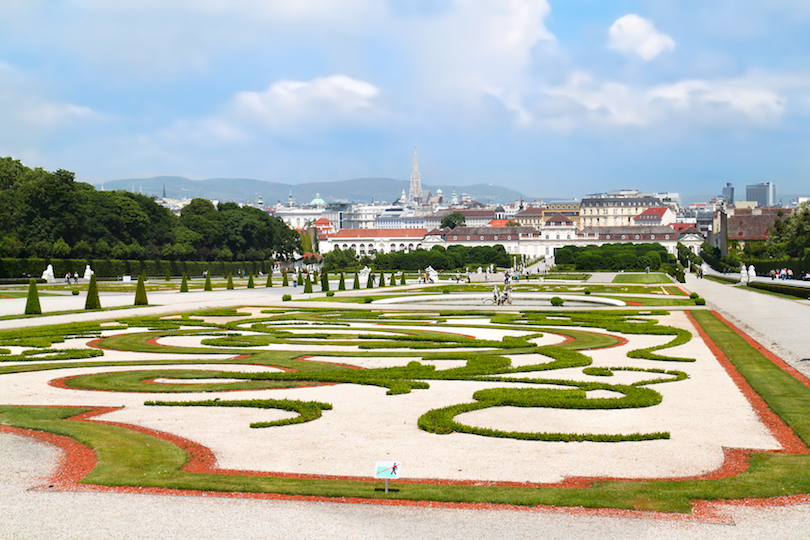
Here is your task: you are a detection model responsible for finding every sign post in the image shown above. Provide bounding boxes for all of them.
[374,461,401,494]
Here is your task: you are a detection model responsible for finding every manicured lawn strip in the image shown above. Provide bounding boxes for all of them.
[7,404,810,513]
[690,311,810,446]
[63,370,320,393]
[612,274,673,284]
[144,398,332,428]
[592,296,695,307]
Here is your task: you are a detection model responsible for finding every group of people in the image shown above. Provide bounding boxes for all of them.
[770,268,795,280]
[64,272,79,284]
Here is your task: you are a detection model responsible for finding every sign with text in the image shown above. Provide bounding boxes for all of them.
[374,461,401,479]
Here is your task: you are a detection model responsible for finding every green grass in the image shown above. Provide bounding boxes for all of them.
[2,308,810,513]
[612,273,673,284]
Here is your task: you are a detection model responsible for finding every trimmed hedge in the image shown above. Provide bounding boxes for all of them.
[144,398,332,429]
[748,281,810,299]
[0,258,275,280]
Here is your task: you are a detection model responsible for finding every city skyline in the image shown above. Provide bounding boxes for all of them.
[1,1,809,199]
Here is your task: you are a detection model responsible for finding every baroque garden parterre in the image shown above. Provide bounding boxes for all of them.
[1,291,810,517]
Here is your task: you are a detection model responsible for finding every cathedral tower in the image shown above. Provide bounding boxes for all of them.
[408,146,422,203]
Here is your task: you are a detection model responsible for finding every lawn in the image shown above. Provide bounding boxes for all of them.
[612,273,673,284]
[1,307,808,515]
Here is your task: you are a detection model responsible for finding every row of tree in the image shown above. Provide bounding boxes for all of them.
[554,243,673,272]
[0,157,300,262]
[323,244,512,272]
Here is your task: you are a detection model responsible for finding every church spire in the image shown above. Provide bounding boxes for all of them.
[408,146,422,204]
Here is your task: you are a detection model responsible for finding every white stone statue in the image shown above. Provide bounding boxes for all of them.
[41,264,55,282]
[83,265,94,280]
[425,266,439,284]
[739,264,748,284]
[748,265,756,281]
[358,266,371,279]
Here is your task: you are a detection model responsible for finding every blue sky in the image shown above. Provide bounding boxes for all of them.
[1,1,809,201]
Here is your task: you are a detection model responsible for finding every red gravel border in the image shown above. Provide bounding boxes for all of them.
[5,313,810,522]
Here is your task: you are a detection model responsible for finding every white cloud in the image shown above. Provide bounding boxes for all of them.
[608,14,675,61]
[156,74,384,147]
[531,72,786,129]
[230,75,381,130]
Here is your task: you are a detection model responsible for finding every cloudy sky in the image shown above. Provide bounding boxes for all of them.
[2,0,809,200]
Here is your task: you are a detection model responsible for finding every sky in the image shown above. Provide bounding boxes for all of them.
[1,0,810,201]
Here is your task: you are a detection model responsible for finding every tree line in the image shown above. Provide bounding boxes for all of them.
[554,243,672,272]
[324,244,511,272]
[0,157,299,262]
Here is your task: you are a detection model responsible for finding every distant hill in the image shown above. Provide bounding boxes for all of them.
[96,176,526,205]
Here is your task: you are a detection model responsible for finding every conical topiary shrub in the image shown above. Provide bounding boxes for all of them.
[366,273,374,289]
[134,273,148,306]
[390,272,396,286]
[338,272,346,291]
[180,273,189,292]
[266,272,273,287]
[247,273,254,288]
[400,272,406,285]
[352,273,360,290]
[304,274,313,293]
[321,272,329,292]
[85,274,101,309]
[204,271,213,291]
[297,273,303,286]
[282,271,289,287]
[24,278,41,315]
[226,272,234,290]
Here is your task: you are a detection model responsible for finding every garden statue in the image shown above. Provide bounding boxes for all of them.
[83,265,94,280]
[41,264,55,283]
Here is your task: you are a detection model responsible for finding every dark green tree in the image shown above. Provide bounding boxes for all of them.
[366,272,374,289]
[85,274,101,309]
[440,211,466,229]
[134,273,148,305]
[24,279,41,315]
[180,273,189,292]
[226,272,234,289]
[266,272,273,287]
[247,273,255,288]
[321,272,330,292]
[338,272,346,291]
[352,273,360,290]
[400,272,406,285]
[204,271,213,291]
[282,270,289,287]
[304,274,313,293]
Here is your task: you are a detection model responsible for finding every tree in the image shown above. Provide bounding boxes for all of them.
[266,272,273,287]
[282,270,289,287]
[352,273,360,290]
[441,211,466,229]
[24,279,41,315]
[400,272,406,285]
[204,271,213,291]
[180,273,189,292]
[321,272,329,292]
[304,274,313,293]
[247,273,254,288]
[226,272,234,289]
[338,272,346,290]
[134,273,148,305]
[366,272,374,288]
[85,274,101,309]
[767,201,810,258]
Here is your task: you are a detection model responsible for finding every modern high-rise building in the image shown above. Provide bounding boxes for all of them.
[721,183,734,203]
[745,182,776,207]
